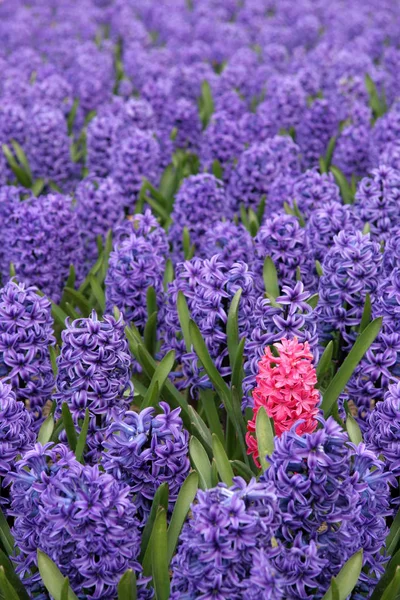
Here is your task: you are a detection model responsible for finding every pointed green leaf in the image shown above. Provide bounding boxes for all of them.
[324,135,337,172]
[51,303,69,329]
[330,165,354,205]
[199,80,214,128]
[316,341,333,384]
[212,434,234,486]
[177,291,192,352]
[167,471,198,563]
[359,293,371,333]
[256,195,266,224]
[227,289,242,368]
[61,577,70,600]
[321,318,382,417]
[140,483,169,564]
[37,550,79,600]
[370,548,400,600]
[321,550,363,600]
[118,569,137,600]
[188,406,213,453]
[381,567,400,600]
[256,407,275,472]
[2,144,32,188]
[67,98,80,135]
[362,222,371,235]
[387,510,400,557]
[143,312,158,358]
[307,293,319,309]
[146,286,157,320]
[248,209,260,237]
[152,508,170,600]
[37,412,55,445]
[0,508,14,557]
[212,159,223,180]
[200,390,224,445]
[231,337,246,396]
[0,567,19,600]
[75,408,90,463]
[189,436,212,489]
[230,459,255,481]
[182,227,195,260]
[141,350,175,409]
[90,276,105,315]
[316,260,324,276]
[263,257,280,299]
[163,259,174,291]
[64,287,91,316]
[61,403,78,452]
[49,345,58,378]
[0,549,30,600]
[31,178,45,197]
[346,413,363,445]
[10,141,32,180]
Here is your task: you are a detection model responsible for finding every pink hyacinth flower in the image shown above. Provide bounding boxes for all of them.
[246,337,320,467]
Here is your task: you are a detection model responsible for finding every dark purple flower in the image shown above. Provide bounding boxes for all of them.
[200,110,244,182]
[102,402,189,520]
[10,443,148,600]
[25,106,73,186]
[111,126,160,210]
[306,201,362,262]
[366,381,400,477]
[168,174,230,261]
[263,417,391,597]
[317,230,382,346]
[0,380,34,479]
[75,176,125,268]
[355,165,400,242]
[105,211,168,331]
[55,311,133,463]
[200,220,255,268]
[289,170,341,218]
[228,136,301,213]
[170,477,281,599]
[162,256,259,395]
[255,214,317,292]
[3,193,84,302]
[0,279,55,422]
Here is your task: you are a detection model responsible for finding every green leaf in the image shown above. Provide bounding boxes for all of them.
[0,567,19,600]
[227,289,242,369]
[152,508,170,600]
[146,286,157,320]
[189,436,212,489]
[248,209,259,237]
[292,200,306,228]
[365,74,387,119]
[381,567,400,600]
[167,471,198,563]
[67,99,80,135]
[256,195,266,224]
[177,291,192,352]
[255,407,275,472]
[198,80,214,128]
[182,227,195,260]
[370,548,400,600]
[37,550,79,600]
[231,337,246,396]
[2,144,32,188]
[141,350,175,409]
[10,141,32,180]
[0,549,30,600]
[331,578,340,600]
[212,159,223,180]
[230,459,255,481]
[188,406,213,453]
[51,303,69,329]
[324,135,337,172]
[163,259,174,291]
[0,508,14,557]
[315,260,324,276]
[49,345,58,378]
[31,178,45,197]
[359,293,371,333]
[90,276,105,315]
[307,293,319,309]
[118,569,137,600]
[37,412,55,445]
[64,287,91,316]
[316,341,333,384]
[143,312,158,358]
[387,510,400,557]
[346,413,363,445]
[321,549,363,600]
[330,165,354,205]
[61,403,78,452]
[321,318,382,417]
[212,434,234,486]
[75,408,90,463]
[200,390,224,445]
[140,484,169,564]
[263,257,280,299]
[362,222,370,235]
[61,578,70,600]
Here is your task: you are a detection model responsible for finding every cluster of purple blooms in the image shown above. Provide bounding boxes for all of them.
[2,0,400,598]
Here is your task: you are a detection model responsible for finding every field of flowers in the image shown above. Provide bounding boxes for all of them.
[1,0,400,598]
